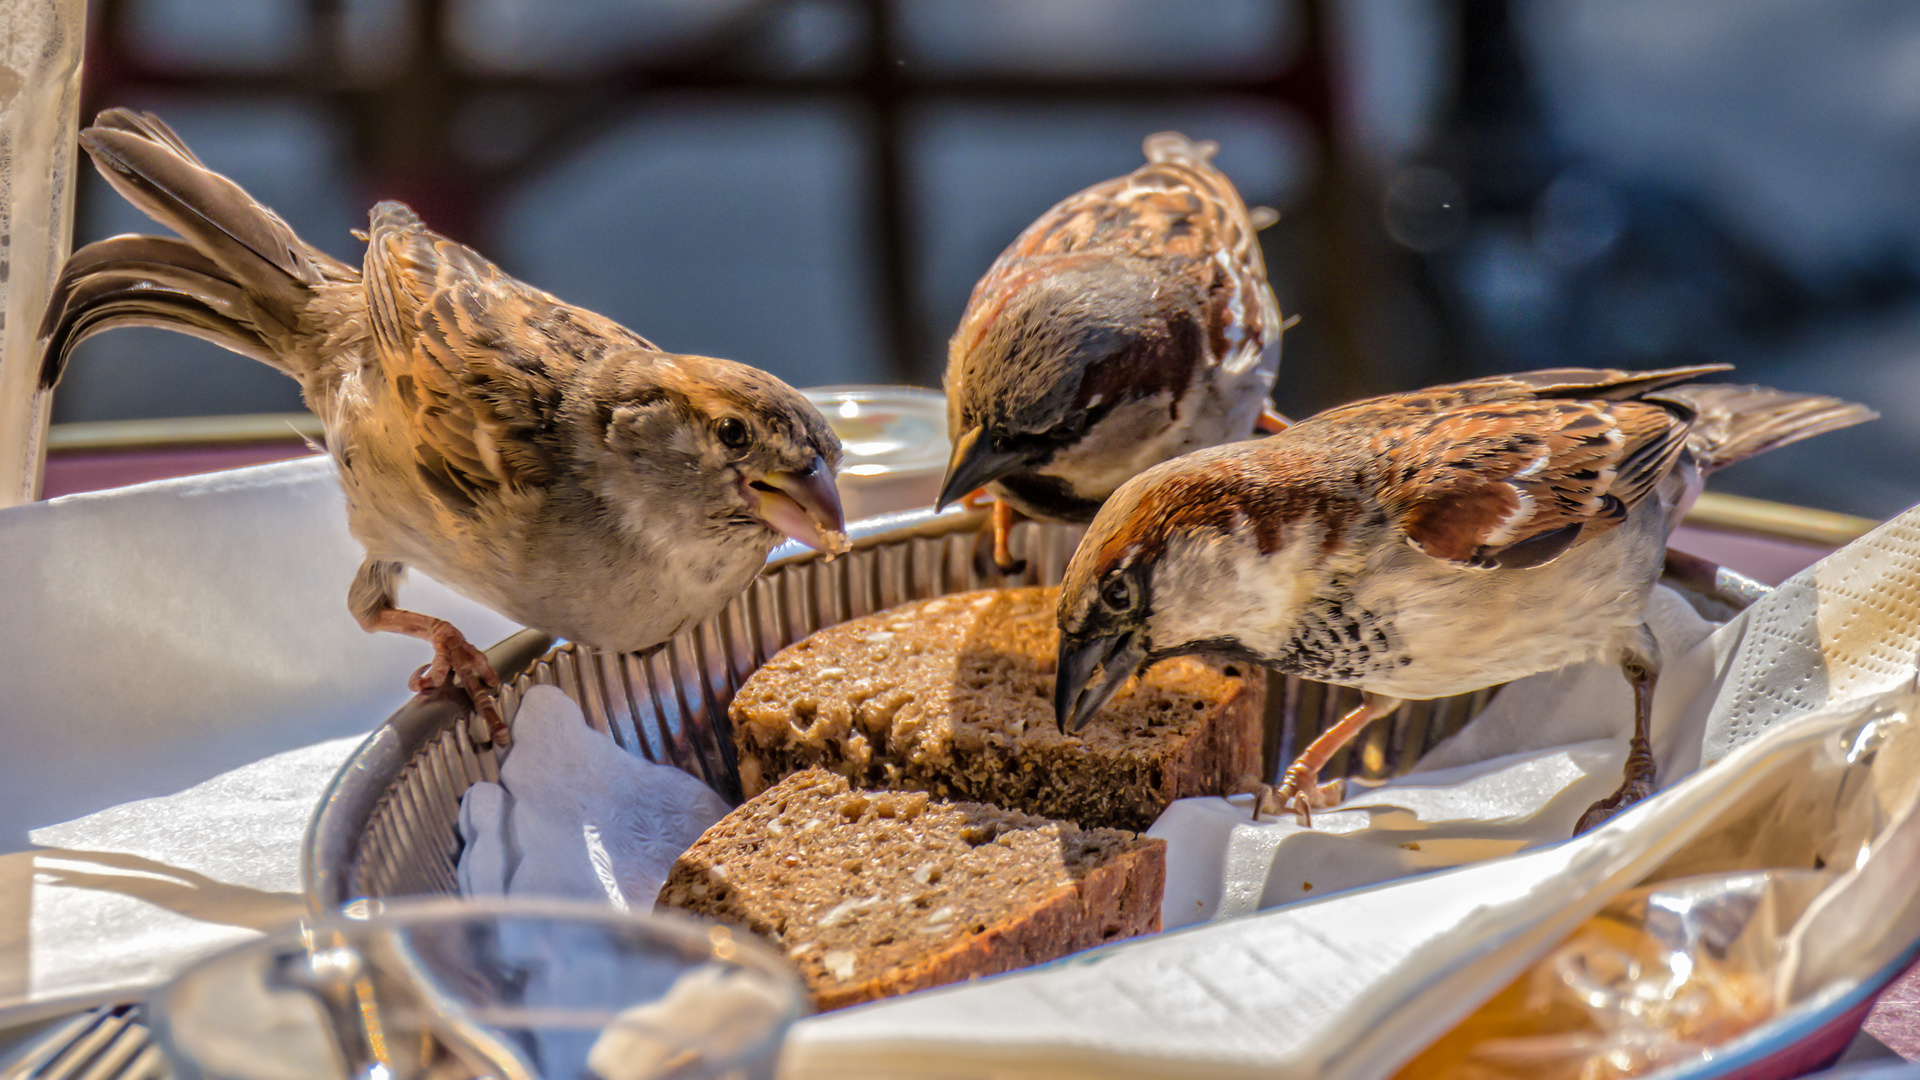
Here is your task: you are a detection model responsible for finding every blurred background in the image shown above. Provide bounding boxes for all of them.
[44,0,1920,519]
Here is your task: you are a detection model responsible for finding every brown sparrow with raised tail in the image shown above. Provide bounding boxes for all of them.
[39,109,848,742]
[936,131,1291,573]
[1052,365,1874,832]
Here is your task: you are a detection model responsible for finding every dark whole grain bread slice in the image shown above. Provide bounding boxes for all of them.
[657,768,1164,1011]
[728,586,1265,832]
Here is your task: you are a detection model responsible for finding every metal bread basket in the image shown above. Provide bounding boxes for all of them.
[302,505,1767,914]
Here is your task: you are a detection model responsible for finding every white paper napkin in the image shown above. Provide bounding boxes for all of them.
[0,457,519,848]
[456,686,730,910]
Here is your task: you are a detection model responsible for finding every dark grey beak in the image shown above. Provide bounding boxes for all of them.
[1054,628,1147,734]
[936,426,1026,512]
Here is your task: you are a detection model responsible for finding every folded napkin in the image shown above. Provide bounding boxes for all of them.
[456,686,730,909]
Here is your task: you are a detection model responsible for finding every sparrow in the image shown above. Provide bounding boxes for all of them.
[1052,365,1875,833]
[936,131,1290,573]
[38,109,848,742]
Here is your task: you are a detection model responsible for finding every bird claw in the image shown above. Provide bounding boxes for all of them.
[1574,773,1655,835]
[1244,772,1346,826]
[410,632,510,747]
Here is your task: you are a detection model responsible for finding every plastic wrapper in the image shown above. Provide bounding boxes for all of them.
[1398,871,1819,1080]
[1399,678,1920,1080]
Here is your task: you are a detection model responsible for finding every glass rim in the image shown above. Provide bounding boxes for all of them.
[147,895,810,1076]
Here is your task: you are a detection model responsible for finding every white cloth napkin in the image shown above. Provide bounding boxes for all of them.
[779,504,1920,1079]
[456,686,730,910]
[0,457,519,1022]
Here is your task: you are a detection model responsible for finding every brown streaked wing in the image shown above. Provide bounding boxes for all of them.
[363,213,571,510]
[1375,398,1689,570]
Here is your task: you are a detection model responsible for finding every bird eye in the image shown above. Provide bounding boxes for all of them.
[715,417,751,449]
[1100,576,1131,610]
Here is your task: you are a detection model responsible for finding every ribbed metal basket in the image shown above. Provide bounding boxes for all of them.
[302,505,1766,914]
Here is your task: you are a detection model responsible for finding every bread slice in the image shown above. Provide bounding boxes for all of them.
[729,586,1265,831]
[657,768,1164,1011]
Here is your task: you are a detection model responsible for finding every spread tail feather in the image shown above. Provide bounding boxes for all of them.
[1653,383,1878,473]
[37,108,355,389]
[38,235,277,388]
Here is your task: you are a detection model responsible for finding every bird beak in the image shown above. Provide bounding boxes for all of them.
[935,427,1025,511]
[1054,627,1147,735]
[749,456,849,556]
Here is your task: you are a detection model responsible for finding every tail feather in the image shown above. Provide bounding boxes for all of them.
[1143,131,1219,166]
[1653,383,1878,473]
[89,108,207,167]
[78,109,349,325]
[37,108,355,391]
[38,236,275,388]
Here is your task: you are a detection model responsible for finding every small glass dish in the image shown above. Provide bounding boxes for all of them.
[802,385,948,521]
[148,896,808,1080]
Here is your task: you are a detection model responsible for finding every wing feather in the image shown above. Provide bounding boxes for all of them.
[1376,398,1688,570]
[361,202,586,510]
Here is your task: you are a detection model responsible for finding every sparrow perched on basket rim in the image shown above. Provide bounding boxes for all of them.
[1052,365,1875,832]
[39,108,848,742]
[937,131,1291,574]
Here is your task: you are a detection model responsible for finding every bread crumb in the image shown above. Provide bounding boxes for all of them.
[1399,841,1421,851]
[823,950,857,980]
[818,894,881,928]
[1301,882,1313,892]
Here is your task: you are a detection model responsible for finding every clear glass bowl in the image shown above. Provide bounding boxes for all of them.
[802,385,948,522]
[148,897,808,1080]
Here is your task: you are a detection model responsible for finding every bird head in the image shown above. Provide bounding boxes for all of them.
[937,255,1204,512]
[593,353,847,557]
[1053,441,1355,733]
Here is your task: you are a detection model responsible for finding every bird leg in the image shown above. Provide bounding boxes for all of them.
[967,495,1028,577]
[1575,637,1662,834]
[1252,691,1401,826]
[351,558,508,746]
[1256,404,1293,435]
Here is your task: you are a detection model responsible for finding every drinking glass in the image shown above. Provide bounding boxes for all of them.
[148,897,807,1080]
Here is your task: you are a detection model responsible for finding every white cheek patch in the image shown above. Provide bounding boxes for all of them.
[1043,390,1204,496]
[1152,530,1316,659]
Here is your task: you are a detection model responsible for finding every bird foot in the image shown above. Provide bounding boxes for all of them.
[1244,771,1346,827]
[409,625,509,747]
[969,499,1027,578]
[1573,770,1655,835]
